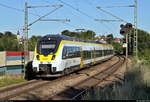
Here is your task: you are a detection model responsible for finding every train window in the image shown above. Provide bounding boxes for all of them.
[107,50,109,55]
[94,50,103,57]
[62,46,81,59]
[67,47,73,58]
[62,47,67,59]
[106,50,108,55]
[41,44,55,49]
[104,50,106,56]
[83,50,93,60]
[75,47,80,57]
[87,51,89,59]
[95,50,98,58]
[105,50,107,56]
[37,40,57,55]
[88,51,92,59]
[83,51,87,59]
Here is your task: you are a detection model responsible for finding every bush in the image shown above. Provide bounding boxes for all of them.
[82,59,150,100]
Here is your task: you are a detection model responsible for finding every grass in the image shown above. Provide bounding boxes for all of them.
[0,75,27,88]
[82,57,150,100]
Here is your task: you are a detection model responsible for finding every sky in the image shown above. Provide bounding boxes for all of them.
[0,0,149,38]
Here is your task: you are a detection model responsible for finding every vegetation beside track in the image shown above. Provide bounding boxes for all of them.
[82,58,150,100]
[0,75,27,88]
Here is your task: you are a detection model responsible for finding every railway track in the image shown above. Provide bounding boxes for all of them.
[0,56,125,100]
[0,75,73,100]
[49,56,125,100]
[0,79,50,100]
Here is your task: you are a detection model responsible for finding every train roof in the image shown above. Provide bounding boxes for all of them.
[40,34,112,46]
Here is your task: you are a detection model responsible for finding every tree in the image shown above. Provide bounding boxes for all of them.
[128,28,150,58]
[61,30,70,36]
[0,32,3,38]
[5,31,12,36]
[61,29,96,40]
[86,30,96,40]
[0,32,20,51]
[28,36,41,51]
[106,34,114,44]
[112,42,123,54]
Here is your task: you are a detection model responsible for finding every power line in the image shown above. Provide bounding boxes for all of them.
[0,3,40,17]
[0,1,122,37]
[99,5,135,8]
[57,0,95,19]
[80,0,118,35]
[28,5,63,27]
[57,0,116,34]
[43,0,114,34]
[42,0,93,29]
[96,6,128,23]
[0,3,24,12]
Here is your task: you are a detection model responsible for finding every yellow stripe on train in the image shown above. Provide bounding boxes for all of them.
[35,40,113,62]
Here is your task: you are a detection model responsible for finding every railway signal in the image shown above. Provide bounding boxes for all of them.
[120,23,132,36]
[125,23,132,28]
[120,23,132,69]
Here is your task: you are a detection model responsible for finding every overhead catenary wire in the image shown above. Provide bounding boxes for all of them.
[57,0,115,35]
[42,0,92,30]
[96,6,128,23]
[0,3,41,17]
[0,2,71,31]
[0,1,130,38]
[28,5,63,27]
[81,0,117,35]
[99,5,135,8]
[57,0,95,19]
[41,0,116,35]
[0,1,112,35]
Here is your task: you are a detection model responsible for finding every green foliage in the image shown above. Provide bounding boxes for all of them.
[112,42,123,54]
[0,76,27,88]
[106,34,114,44]
[28,36,41,51]
[61,30,71,36]
[0,31,21,51]
[0,31,41,51]
[82,62,150,100]
[129,28,150,59]
[61,30,96,40]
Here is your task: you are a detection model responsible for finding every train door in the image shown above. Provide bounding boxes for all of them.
[80,46,84,68]
[90,47,94,65]
[93,48,96,64]
[102,46,105,60]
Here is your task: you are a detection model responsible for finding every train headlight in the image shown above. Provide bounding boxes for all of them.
[36,55,40,60]
[51,55,56,60]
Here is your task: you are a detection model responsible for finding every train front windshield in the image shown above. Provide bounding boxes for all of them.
[37,40,57,56]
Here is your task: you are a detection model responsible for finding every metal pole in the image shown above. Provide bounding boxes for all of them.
[135,0,138,58]
[92,31,93,40]
[28,5,62,27]
[134,0,138,58]
[129,30,131,55]
[24,2,28,78]
[126,33,128,68]
[5,51,7,77]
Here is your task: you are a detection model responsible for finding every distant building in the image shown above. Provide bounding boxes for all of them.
[95,36,107,44]
[113,38,121,43]
[16,31,23,44]
[120,38,125,45]
[17,31,20,41]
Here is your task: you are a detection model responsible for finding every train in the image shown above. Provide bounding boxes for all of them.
[28,35,114,78]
